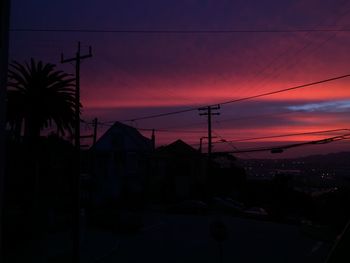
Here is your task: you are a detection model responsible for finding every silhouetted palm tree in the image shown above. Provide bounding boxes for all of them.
[6,58,77,139]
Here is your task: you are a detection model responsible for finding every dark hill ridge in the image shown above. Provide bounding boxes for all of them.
[240,151,350,165]
[238,152,350,180]
[298,151,350,164]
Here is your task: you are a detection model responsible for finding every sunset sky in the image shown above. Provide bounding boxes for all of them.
[9,0,350,157]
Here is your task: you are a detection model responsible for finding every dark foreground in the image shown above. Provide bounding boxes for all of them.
[6,212,334,263]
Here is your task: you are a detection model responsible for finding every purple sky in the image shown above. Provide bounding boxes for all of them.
[8,0,350,157]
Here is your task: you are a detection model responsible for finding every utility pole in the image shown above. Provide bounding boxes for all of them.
[0,0,10,261]
[199,136,217,154]
[61,42,92,149]
[92,118,98,145]
[198,105,220,158]
[61,42,92,263]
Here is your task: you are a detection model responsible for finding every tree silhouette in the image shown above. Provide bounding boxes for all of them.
[6,58,77,139]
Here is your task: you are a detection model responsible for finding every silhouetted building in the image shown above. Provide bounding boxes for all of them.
[148,140,207,202]
[211,153,246,196]
[90,122,153,204]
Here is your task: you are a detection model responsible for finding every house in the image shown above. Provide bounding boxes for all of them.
[148,140,208,202]
[210,153,246,196]
[90,122,153,204]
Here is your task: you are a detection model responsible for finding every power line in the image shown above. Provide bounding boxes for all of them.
[122,107,197,122]
[189,128,350,147]
[137,128,206,134]
[120,73,350,122]
[127,110,298,132]
[215,134,350,154]
[210,128,350,144]
[219,74,350,106]
[83,121,208,134]
[10,28,350,34]
[90,121,350,143]
[87,116,350,151]
[212,130,254,159]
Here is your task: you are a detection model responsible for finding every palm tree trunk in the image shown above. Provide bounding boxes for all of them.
[14,119,22,141]
[23,117,40,139]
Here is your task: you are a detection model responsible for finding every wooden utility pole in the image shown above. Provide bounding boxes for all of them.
[198,105,220,158]
[61,42,92,149]
[61,42,92,263]
[0,0,10,261]
[199,136,217,154]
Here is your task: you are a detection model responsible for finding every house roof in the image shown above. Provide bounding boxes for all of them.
[156,139,200,156]
[92,121,152,152]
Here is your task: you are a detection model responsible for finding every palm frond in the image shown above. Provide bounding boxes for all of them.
[6,59,78,138]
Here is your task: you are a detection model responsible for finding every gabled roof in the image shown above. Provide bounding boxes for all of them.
[156,139,200,156]
[92,121,152,152]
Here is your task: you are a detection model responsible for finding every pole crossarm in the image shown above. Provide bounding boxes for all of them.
[198,105,221,158]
